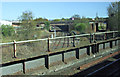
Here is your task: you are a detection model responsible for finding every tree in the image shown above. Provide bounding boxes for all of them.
[34,17,48,21]
[70,15,90,33]
[18,11,36,40]
[75,23,86,33]
[107,2,119,30]
[72,14,80,19]
[44,21,50,31]
[53,19,61,21]
[1,25,15,36]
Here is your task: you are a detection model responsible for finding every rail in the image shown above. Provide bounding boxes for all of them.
[0,31,118,45]
[86,57,120,76]
[0,37,120,75]
[0,31,119,61]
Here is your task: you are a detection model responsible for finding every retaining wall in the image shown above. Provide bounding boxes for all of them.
[1,38,120,75]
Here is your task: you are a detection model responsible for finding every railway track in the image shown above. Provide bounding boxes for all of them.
[86,56,120,76]
[71,53,120,77]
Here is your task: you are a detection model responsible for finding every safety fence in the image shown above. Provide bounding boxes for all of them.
[0,31,119,63]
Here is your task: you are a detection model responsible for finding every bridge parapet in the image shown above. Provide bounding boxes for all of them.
[0,31,119,61]
[0,36,120,75]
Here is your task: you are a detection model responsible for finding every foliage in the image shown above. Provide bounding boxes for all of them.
[98,25,106,30]
[34,17,48,21]
[53,19,61,21]
[71,14,80,19]
[70,16,90,33]
[107,2,119,30]
[75,23,86,33]
[18,11,36,40]
[1,25,15,36]
[44,21,50,31]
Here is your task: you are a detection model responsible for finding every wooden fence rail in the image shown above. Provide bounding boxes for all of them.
[0,31,119,58]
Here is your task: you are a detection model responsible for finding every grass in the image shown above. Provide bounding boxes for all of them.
[1,36,90,63]
[1,29,50,43]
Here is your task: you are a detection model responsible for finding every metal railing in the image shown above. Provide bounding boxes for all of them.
[0,31,119,62]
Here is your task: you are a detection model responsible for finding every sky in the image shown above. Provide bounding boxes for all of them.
[1,2,111,20]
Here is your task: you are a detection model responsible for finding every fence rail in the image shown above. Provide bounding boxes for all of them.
[0,31,119,62]
[0,31,118,45]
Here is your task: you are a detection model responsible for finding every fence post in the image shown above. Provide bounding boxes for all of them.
[90,33,92,43]
[96,43,99,53]
[45,55,49,69]
[67,37,69,47]
[48,38,50,52]
[104,33,107,40]
[13,40,17,58]
[62,52,65,62]
[23,61,26,74]
[110,41,112,48]
[93,33,96,43]
[113,32,115,38]
[105,33,107,40]
[76,48,79,59]
[73,36,75,47]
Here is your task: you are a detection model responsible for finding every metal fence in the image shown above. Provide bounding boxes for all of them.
[0,31,119,63]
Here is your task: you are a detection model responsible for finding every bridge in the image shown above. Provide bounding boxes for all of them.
[49,21,73,32]
[0,31,120,76]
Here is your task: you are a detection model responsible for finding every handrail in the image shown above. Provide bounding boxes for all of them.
[0,31,118,45]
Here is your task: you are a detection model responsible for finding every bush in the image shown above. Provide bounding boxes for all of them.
[75,23,86,33]
[44,21,50,31]
[1,25,15,36]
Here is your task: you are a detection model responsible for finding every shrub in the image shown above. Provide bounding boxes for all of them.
[44,21,50,31]
[1,25,15,36]
[75,23,86,33]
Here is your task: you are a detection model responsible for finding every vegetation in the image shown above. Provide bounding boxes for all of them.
[75,23,86,33]
[34,17,48,21]
[53,19,61,21]
[107,2,119,30]
[44,21,50,31]
[1,25,15,37]
[18,11,37,40]
[1,11,50,43]
[70,14,90,33]
[71,14,81,19]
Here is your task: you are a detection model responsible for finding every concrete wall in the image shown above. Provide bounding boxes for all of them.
[64,51,76,59]
[1,63,23,75]
[105,42,110,48]
[25,58,45,70]
[1,39,119,75]
[49,54,62,64]
[99,44,103,50]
